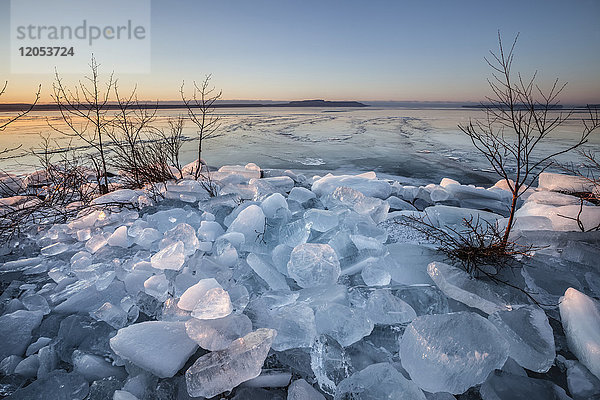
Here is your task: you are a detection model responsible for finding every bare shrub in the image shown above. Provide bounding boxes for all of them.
[180,75,222,179]
[458,33,600,248]
[50,56,114,194]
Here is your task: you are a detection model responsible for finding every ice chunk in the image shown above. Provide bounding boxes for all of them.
[91,302,129,329]
[288,187,316,205]
[107,226,130,248]
[279,218,313,248]
[515,201,600,231]
[186,313,253,351]
[400,312,509,394]
[310,334,352,395]
[315,303,373,347]
[334,362,426,400]
[240,368,291,388]
[304,209,339,232]
[559,287,600,380]
[247,253,290,290]
[150,241,185,270]
[538,172,597,193]
[134,227,162,249]
[366,289,417,325]
[272,244,293,275]
[86,233,109,254]
[361,261,391,286]
[227,204,266,243]
[217,163,261,180]
[191,287,233,320]
[427,262,511,314]
[109,321,197,378]
[0,310,44,359]
[387,196,417,211]
[8,370,89,400]
[288,379,325,400]
[113,390,139,400]
[0,355,22,375]
[21,294,50,315]
[383,244,436,285]
[488,305,555,373]
[163,223,200,256]
[261,193,289,219]
[14,354,39,377]
[40,242,69,256]
[297,284,348,309]
[480,370,571,400]
[178,278,222,310]
[287,243,341,288]
[560,357,600,400]
[424,205,503,229]
[26,337,52,356]
[250,302,317,351]
[527,190,590,206]
[143,274,169,302]
[72,350,126,381]
[250,176,295,194]
[197,220,225,242]
[185,328,275,398]
[312,173,392,199]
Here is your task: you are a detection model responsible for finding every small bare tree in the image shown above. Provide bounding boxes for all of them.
[50,56,114,194]
[180,75,222,179]
[108,85,185,189]
[459,33,600,248]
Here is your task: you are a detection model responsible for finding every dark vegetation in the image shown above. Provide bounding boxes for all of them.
[0,57,222,246]
[401,33,599,289]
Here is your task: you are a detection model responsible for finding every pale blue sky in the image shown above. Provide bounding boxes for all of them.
[1,0,599,103]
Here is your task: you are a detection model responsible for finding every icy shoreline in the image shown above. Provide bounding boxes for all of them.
[1,163,599,399]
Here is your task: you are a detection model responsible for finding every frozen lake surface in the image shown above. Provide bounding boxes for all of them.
[1,106,596,186]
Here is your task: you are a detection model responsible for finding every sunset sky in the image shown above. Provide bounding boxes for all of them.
[0,0,599,104]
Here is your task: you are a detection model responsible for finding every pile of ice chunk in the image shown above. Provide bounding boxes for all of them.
[1,165,599,398]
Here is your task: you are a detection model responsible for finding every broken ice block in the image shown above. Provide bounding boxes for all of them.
[163,223,200,256]
[287,243,341,288]
[559,287,600,380]
[178,278,221,311]
[109,321,197,378]
[334,362,425,400]
[427,262,511,314]
[143,274,169,302]
[185,313,253,351]
[488,305,555,373]
[288,379,325,400]
[366,289,417,325]
[261,192,289,219]
[197,220,225,242]
[383,244,436,285]
[312,173,392,199]
[247,253,290,291]
[190,287,233,320]
[0,310,44,359]
[150,241,185,270]
[227,204,266,243]
[185,328,276,398]
[107,226,130,248]
[400,312,509,394]
[480,370,571,400]
[304,209,339,232]
[315,303,373,347]
[250,302,317,351]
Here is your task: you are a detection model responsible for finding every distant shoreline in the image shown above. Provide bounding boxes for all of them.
[0,99,368,112]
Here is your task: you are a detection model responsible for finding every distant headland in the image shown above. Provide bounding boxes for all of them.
[0,99,368,112]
